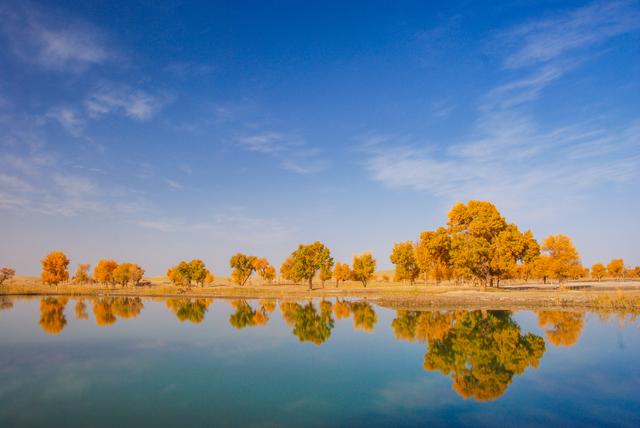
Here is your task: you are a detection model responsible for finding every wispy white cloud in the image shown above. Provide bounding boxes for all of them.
[45,107,85,137]
[85,84,166,121]
[499,0,640,69]
[0,3,113,72]
[235,131,327,174]
[164,179,183,190]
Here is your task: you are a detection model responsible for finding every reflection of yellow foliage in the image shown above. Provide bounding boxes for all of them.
[537,311,584,346]
[350,302,377,332]
[259,300,276,313]
[280,301,334,345]
[333,300,351,320]
[166,298,211,323]
[112,297,144,319]
[0,296,14,310]
[75,300,88,320]
[93,298,117,326]
[39,297,68,334]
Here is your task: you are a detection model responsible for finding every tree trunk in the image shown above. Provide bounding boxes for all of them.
[308,278,313,290]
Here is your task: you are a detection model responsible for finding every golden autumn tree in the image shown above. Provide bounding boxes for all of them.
[253,257,276,284]
[285,242,334,290]
[93,259,118,285]
[0,267,16,286]
[351,252,376,287]
[389,241,420,284]
[41,251,70,285]
[333,262,351,287]
[229,253,258,286]
[591,263,606,281]
[607,259,625,279]
[279,255,295,283]
[447,201,539,288]
[539,235,582,284]
[167,260,211,287]
[415,227,451,284]
[74,264,91,284]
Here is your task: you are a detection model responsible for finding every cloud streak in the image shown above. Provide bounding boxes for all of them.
[0,3,113,72]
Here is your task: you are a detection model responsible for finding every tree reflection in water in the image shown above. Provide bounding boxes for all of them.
[39,297,68,334]
[92,297,145,326]
[280,301,335,345]
[537,311,585,346]
[0,296,14,310]
[392,310,546,401]
[228,299,276,328]
[166,298,213,324]
[75,300,88,320]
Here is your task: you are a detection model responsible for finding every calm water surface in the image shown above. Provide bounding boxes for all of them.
[0,296,639,427]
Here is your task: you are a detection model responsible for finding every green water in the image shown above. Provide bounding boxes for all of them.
[0,296,638,427]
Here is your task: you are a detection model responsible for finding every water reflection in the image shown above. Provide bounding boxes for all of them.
[166,298,212,323]
[537,311,585,346]
[39,297,68,334]
[15,295,629,402]
[393,310,546,401]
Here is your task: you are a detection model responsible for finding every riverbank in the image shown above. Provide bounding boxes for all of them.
[2,276,640,311]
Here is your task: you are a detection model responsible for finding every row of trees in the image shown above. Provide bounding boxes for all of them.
[39,252,145,287]
[590,259,639,281]
[22,201,640,289]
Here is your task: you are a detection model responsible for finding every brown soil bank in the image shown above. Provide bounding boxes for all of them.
[2,277,640,311]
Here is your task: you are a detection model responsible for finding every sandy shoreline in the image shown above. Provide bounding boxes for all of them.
[2,277,640,311]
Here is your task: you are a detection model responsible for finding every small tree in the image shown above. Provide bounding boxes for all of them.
[189,259,208,286]
[286,242,334,290]
[607,259,625,279]
[415,227,451,285]
[94,259,118,285]
[229,253,258,286]
[540,235,582,284]
[74,264,91,284]
[0,268,16,286]
[591,263,606,281]
[333,262,351,287]
[390,241,420,284]
[254,258,276,284]
[41,251,70,285]
[280,256,295,283]
[352,252,376,287]
[113,263,133,287]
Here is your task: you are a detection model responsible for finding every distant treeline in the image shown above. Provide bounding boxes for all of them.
[2,201,639,289]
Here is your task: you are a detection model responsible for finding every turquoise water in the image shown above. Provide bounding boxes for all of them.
[0,296,639,427]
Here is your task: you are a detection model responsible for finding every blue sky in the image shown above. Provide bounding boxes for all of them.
[1,0,639,275]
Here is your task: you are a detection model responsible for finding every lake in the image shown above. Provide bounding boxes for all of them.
[0,296,638,427]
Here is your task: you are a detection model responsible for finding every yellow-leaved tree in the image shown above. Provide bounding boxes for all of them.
[607,259,625,279]
[415,227,451,285]
[351,252,376,287]
[229,253,258,286]
[590,263,606,281]
[539,235,582,284]
[74,264,91,284]
[41,251,70,285]
[94,259,118,285]
[333,262,351,288]
[389,241,420,284]
[283,242,334,290]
